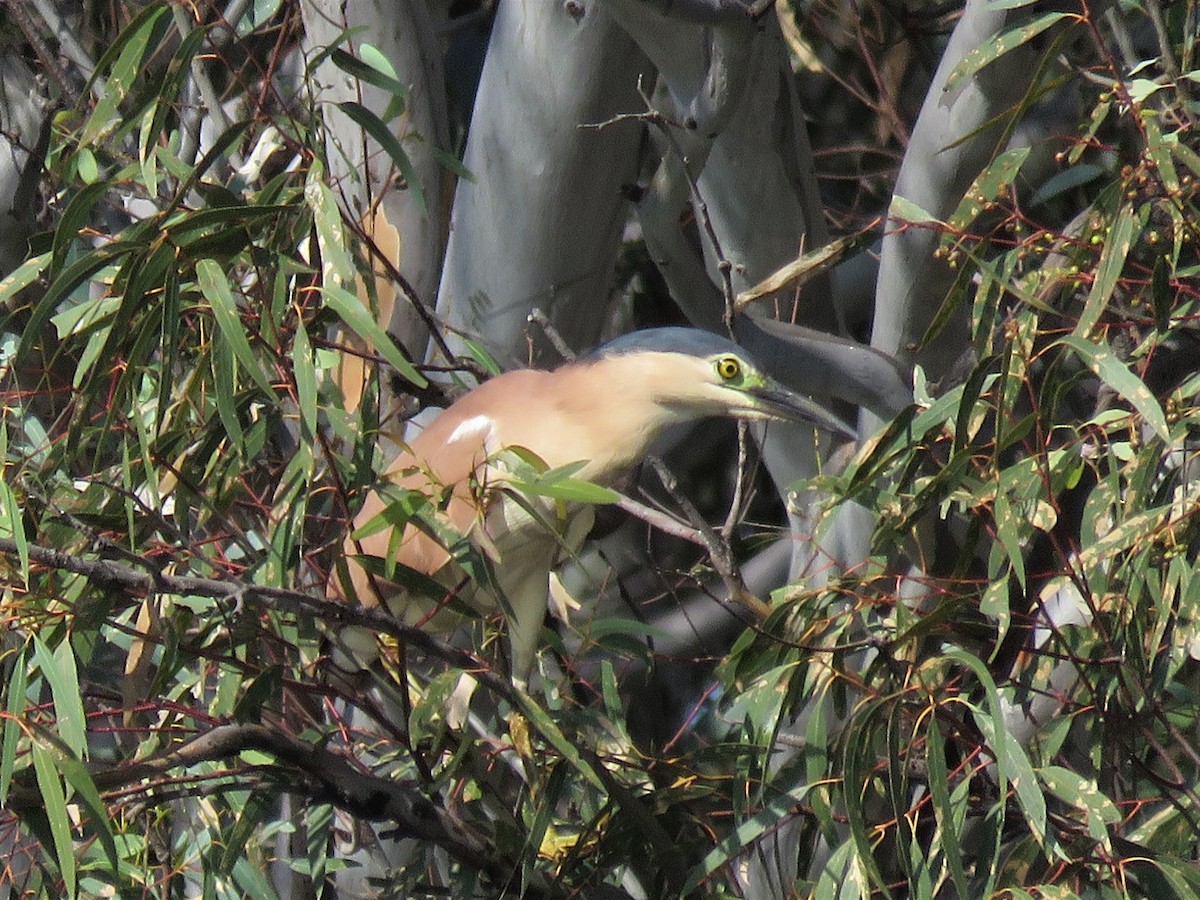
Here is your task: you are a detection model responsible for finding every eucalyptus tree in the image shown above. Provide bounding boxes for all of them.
[1,0,1199,897]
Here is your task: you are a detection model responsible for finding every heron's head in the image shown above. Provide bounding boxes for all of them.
[582,327,855,439]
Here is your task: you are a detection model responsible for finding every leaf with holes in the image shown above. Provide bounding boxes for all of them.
[944,12,1075,94]
[1061,335,1169,440]
[1074,202,1143,337]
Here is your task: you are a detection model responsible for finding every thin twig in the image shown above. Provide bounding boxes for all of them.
[614,493,707,546]
[3,0,73,99]
[0,536,521,706]
[734,222,882,312]
[2,720,522,889]
[527,308,576,362]
[633,82,740,331]
[721,420,752,543]
[171,5,242,170]
[581,84,742,331]
[352,210,461,371]
[644,457,770,619]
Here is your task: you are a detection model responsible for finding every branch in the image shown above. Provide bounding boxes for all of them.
[645,457,771,619]
[3,721,521,889]
[734,222,881,312]
[4,0,75,99]
[0,538,645,898]
[0,537,522,708]
[613,492,708,546]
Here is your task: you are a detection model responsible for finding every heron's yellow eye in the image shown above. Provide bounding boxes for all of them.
[716,356,741,380]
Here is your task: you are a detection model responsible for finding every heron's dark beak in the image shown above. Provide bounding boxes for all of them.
[748,381,857,440]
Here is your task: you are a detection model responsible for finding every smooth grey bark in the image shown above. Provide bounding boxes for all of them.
[434,0,653,370]
[0,56,47,277]
[0,54,59,443]
[301,0,452,431]
[864,0,1076,616]
[871,0,1047,380]
[833,1,1062,576]
[600,4,884,592]
[614,6,835,330]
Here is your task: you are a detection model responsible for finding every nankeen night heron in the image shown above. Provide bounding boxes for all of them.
[329,327,854,685]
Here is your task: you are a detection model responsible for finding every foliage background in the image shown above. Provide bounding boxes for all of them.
[1,0,1200,897]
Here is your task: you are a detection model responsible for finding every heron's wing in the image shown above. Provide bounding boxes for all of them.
[331,368,599,684]
[335,370,556,610]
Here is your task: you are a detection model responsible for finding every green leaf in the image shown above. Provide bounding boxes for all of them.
[0,474,27,586]
[31,743,76,897]
[50,296,120,340]
[580,617,672,642]
[1,646,28,806]
[425,140,475,182]
[1128,78,1166,104]
[977,712,1052,854]
[1074,202,1141,337]
[75,148,99,184]
[1060,335,1169,441]
[330,48,409,101]
[681,775,814,894]
[292,319,318,439]
[842,700,896,898]
[0,422,27,585]
[163,204,289,244]
[141,23,208,184]
[458,337,502,376]
[156,253,181,429]
[350,485,428,541]
[303,162,355,286]
[16,242,136,376]
[506,471,620,505]
[169,120,254,206]
[925,721,971,899]
[1077,503,1169,571]
[51,182,111,276]
[322,282,427,388]
[889,194,941,225]
[197,257,277,398]
[939,650,1007,895]
[409,669,468,746]
[79,242,173,408]
[32,636,87,760]
[0,252,51,305]
[512,689,606,792]
[212,329,245,449]
[725,662,799,745]
[1141,857,1200,898]
[993,493,1027,590]
[1039,765,1118,853]
[81,4,169,144]
[234,0,285,37]
[947,147,1031,233]
[57,755,120,875]
[1031,163,1104,208]
[980,576,1011,648]
[220,791,274,874]
[336,100,426,217]
[944,12,1074,94]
